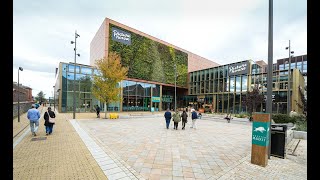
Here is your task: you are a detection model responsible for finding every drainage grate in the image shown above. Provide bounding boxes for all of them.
[31,137,47,141]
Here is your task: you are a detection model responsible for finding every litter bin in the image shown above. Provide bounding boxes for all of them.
[270,124,287,159]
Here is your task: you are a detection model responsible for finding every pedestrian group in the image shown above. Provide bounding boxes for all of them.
[163,107,200,130]
[27,104,56,136]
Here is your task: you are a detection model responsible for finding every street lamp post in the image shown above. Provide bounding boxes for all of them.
[266,0,273,159]
[71,31,80,119]
[174,64,177,111]
[53,86,55,111]
[17,67,23,122]
[285,40,294,114]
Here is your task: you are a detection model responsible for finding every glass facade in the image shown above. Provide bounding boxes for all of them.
[58,63,106,113]
[56,54,305,114]
[188,60,293,114]
[122,80,152,111]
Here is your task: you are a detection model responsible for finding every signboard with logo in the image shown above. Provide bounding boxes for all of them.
[250,112,270,167]
[151,96,160,102]
[228,61,249,76]
[162,95,173,102]
[252,121,270,146]
[111,27,131,45]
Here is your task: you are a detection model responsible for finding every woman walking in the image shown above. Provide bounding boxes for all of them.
[44,107,56,135]
[181,110,188,130]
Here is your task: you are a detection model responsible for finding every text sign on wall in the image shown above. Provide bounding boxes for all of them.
[252,121,270,146]
[162,95,173,103]
[111,27,131,45]
[152,96,160,102]
[228,61,249,76]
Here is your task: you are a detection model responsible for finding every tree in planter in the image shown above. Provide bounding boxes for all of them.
[92,52,128,119]
[242,85,264,121]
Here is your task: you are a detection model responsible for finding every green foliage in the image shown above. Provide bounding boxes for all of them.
[109,24,188,87]
[295,120,307,132]
[92,52,128,117]
[272,114,296,124]
[235,113,248,118]
[35,91,46,102]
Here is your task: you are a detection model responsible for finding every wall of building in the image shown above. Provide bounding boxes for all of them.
[90,18,107,67]
[13,101,34,118]
[92,18,220,72]
[187,53,219,72]
[13,84,33,102]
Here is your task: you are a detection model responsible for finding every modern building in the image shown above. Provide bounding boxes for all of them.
[54,18,306,115]
[189,58,306,114]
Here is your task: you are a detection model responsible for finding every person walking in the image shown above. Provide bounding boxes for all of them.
[224,113,232,123]
[172,110,181,130]
[44,107,56,135]
[190,109,198,129]
[181,110,188,130]
[95,105,101,118]
[164,108,172,129]
[27,104,41,136]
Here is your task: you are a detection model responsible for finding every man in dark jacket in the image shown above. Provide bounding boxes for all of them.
[95,105,101,118]
[164,108,172,129]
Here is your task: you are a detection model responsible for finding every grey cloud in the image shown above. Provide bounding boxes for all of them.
[13,56,58,74]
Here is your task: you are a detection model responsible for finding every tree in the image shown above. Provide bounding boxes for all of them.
[35,91,46,103]
[92,52,128,118]
[243,85,264,121]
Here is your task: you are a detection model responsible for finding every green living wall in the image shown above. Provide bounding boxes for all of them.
[109,24,188,87]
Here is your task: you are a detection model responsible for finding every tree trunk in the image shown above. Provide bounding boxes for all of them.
[104,102,107,119]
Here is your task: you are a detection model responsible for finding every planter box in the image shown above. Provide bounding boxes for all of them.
[293,130,307,140]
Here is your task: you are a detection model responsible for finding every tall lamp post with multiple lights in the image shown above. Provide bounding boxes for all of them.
[266,0,273,159]
[71,31,80,119]
[174,64,177,111]
[53,86,55,111]
[285,40,294,114]
[17,67,23,122]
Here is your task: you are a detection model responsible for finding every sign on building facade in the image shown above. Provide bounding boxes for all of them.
[111,27,131,45]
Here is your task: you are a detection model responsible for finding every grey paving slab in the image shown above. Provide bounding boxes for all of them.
[75,116,307,179]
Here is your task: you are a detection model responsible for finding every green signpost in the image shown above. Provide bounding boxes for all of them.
[252,121,270,147]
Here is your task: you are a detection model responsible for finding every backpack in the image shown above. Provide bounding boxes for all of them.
[181,112,188,119]
[192,111,198,119]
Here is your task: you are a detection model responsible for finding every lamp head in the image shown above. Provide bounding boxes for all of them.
[285,47,289,50]
[77,54,80,57]
[71,41,74,44]
[291,51,294,54]
[76,33,80,38]
[19,67,23,71]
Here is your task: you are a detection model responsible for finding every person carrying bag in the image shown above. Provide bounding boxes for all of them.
[44,107,56,135]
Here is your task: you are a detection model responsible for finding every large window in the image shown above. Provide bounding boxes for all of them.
[242,75,247,92]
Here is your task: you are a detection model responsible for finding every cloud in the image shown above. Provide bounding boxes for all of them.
[13,0,307,98]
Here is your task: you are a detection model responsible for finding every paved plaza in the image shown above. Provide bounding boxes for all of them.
[13,108,307,180]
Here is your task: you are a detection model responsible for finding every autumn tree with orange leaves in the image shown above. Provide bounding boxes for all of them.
[92,52,128,118]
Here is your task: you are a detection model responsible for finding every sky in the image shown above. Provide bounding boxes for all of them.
[13,0,307,99]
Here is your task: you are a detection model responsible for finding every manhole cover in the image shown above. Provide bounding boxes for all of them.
[31,137,47,141]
